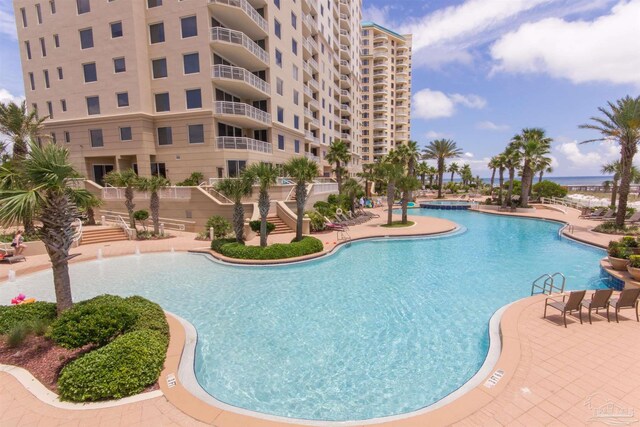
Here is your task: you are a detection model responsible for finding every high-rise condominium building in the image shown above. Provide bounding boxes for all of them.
[13,0,362,184]
[360,22,411,163]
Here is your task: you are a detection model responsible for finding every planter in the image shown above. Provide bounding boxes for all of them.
[628,265,640,281]
[608,255,629,271]
[631,247,640,255]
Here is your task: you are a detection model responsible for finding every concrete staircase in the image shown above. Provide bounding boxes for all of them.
[267,216,294,235]
[80,227,129,245]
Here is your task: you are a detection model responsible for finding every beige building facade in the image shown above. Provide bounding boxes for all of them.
[13,0,363,184]
[360,22,411,163]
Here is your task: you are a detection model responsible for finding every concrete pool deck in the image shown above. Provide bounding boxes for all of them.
[2,205,640,426]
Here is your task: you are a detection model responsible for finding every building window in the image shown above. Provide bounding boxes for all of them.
[20,8,27,27]
[188,124,204,144]
[50,0,56,14]
[64,131,70,143]
[227,160,246,178]
[86,96,100,115]
[53,34,60,48]
[120,127,132,141]
[155,93,170,112]
[157,127,172,145]
[76,0,90,14]
[114,57,126,73]
[274,19,281,39]
[79,28,93,49]
[35,4,42,24]
[39,37,47,57]
[274,0,280,9]
[185,89,202,109]
[294,115,299,129]
[110,21,123,38]
[149,23,165,44]
[294,139,300,153]
[278,134,284,150]
[152,58,167,78]
[275,49,282,67]
[292,64,298,80]
[277,107,283,123]
[24,41,31,59]
[83,62,97,83]
[43,70,50,88]
[46,101,53,119]
[183,53,199,74]
[291,12,297,29]
[292,39,297,55]
[117,92,129,107]
[147,0,162,7]
[60,99,67,111]
[181,16,198,38]
[89,129,103,147]
[293,90,299,105]
[276,78,283,95]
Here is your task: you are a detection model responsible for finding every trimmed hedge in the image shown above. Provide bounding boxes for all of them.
[211,238,237,253]
[49,295,137,349]
[249,220,275,234]
[58,330,167,401]
[218,236,323,260]
[0,302,57,335]
[123,296,169,339]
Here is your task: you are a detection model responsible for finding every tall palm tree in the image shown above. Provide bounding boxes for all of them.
[325,139,351,194]
[0,143,81,314]
[70,189,103,226]
[396,175,420,224]
[580,96,640,227]
[104,169,139,228]
[460,164,472,187]
[284,157,319,242]
[494,153,507,205]
[216,177,253,243]
[244,162,278,247]
[427,165,438,187]
[488,156,499,191]
[534,157,553,185]
[357,163,376,198]
[416,161,429,187]
[502,144,521,208]
[447,162,460,183]
[341,178,363,213]
[601,161,640,208]
[376,158,404,226]
[422,139,463,199]
[396,141,421,218]
[0,160,36,234]
[135,175,170,235]
[0,101,47,160]
[511,128,552,207]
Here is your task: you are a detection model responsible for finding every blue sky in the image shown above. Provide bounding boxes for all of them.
[1,1,639,176]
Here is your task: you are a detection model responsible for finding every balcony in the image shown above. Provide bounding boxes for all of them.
[210,27,268,70]
[211,65,270,98]
[303,85,314,99]
[308,58,319,72]
[308,97,320,110]
[341,132,350,140]
[214,101,271,126]
[208,0,268,39]
[341,118,351,128]
[303,14,318,35]
[305,152,320,163]
[305,131,320,145]
[340,74,352,88]
[309,78,319,90]
[216,136,272,153]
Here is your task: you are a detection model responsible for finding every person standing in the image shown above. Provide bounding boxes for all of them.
[11,230,27,256]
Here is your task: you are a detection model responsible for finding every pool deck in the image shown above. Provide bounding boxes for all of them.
[2,205,640,426]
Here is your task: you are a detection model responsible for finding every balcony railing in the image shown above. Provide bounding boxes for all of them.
[305,152,320,162]
[214,101,271,124]
[208,0,268,33]
[212,64,270,94]
[216,136,273,153]
[210,27,269,64]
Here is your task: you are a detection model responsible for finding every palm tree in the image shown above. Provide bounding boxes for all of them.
[416,161,429,188]
[580,96,640,227]
[494,154,507,205]
[376,158,404,226]
[488,156,499,191]
[422,139,463,199]
[216,177,253,243]
[71,189,103,226]
[396,175,420,224]
[460,164,472,187]
[0,101,47,160]
[341,178,363,213]
[244,162,278,247]
[104,169,139,228]
[502,144,521,207]
[325,139,351,194]
[448,162,460,183]
[534,157,553,185]
[511,128,552,207]
[0,160,36,234]
[601,161,640,208]
[396,141,421,218]
[0,143,81,314]
[284,157,319,241]
[357,164,376,198]
[135,175,170,235]
[427,165,438,187]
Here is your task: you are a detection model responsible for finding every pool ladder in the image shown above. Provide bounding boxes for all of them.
[530,272,566,295]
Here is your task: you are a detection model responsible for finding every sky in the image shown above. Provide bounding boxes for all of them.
[0,1,639,177]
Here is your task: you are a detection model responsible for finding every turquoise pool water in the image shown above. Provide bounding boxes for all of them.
[0,210,611,422]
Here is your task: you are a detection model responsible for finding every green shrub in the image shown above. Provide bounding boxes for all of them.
[219,236,323,260]
[621,236,638,248]
[205,215,232,238]
[532,180,568,198]
[58,330,167,402]
[133,210,149,222]
[0,302,57,335]
[49,295,137,349]
[249,220,275,234]
[123,296,169,340]
[211,238,238,253]
[313,201,333,217]
[595,221,640,236]
[629,255,640,268]
[608,241,631,259]
[6,323,30,348]
[30,318,51,336]
[176,172,204,186]
[307,211,326,232]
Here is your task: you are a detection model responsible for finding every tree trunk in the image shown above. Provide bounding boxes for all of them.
[23,214,35,236]
[401,193,408,224]
[294,182,306,242]
[233,202,244,243]
[86,207,96,226]
[616,146,636,227]
[498,169,504,205]
[429,175,433,187]
[611,180,618,208]
[490,169,496,192]
[336,161,342,194]
[450,171,454,183]
[150,191,160,235]
[438,160,444,199]
[520,161,531,208]
[125,186,136,228]
[386,182,395,225]
[258,189,269,247]
[538,171,544,185]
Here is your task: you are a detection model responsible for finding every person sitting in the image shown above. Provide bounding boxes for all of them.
[11,230,27,256]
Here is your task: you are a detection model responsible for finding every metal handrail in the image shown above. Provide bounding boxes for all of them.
[212,64,270,93]
[216,136,273,153]
[72,218,83,246]
[210,27,269,64]
[531,272,566,295]
[208,0,268,32]
[214,101,271,124]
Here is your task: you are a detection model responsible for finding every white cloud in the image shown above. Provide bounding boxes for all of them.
[490,1,640,86]
[0,88,23,104]
[476,120,509,131]
[555,139,619,169]
[464,152,475,158]
[0,3,16,40]
[425,130,451,139]
[362,5,395,29]
[413,88,486,120]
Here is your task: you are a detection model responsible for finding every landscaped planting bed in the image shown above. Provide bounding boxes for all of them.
[211,236,324,260]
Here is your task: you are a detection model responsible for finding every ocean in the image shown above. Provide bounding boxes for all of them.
[449,176,615,186]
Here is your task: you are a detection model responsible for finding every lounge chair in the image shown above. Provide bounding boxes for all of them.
[0,243,26,264]
[608,287,640,323]
[627,211,640,223]
[581,208,604,218]
[544,290,586,327]
[598,209,616,220]
[580,289,614,324]
[324,216,347,231]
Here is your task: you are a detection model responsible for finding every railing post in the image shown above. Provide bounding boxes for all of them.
[160,223,165,235]
[101,215,105,225]
[210,227,214,240]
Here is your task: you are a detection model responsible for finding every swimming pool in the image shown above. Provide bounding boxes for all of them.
[0,210,612,422]
[420,200,477,210]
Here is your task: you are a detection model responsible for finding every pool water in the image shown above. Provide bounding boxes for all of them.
[0,210,611,422]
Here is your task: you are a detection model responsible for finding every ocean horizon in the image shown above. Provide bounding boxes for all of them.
[449,176,615,186]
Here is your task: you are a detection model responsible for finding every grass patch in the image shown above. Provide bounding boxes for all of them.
[593,221,640,236]
[381,221,415,228]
